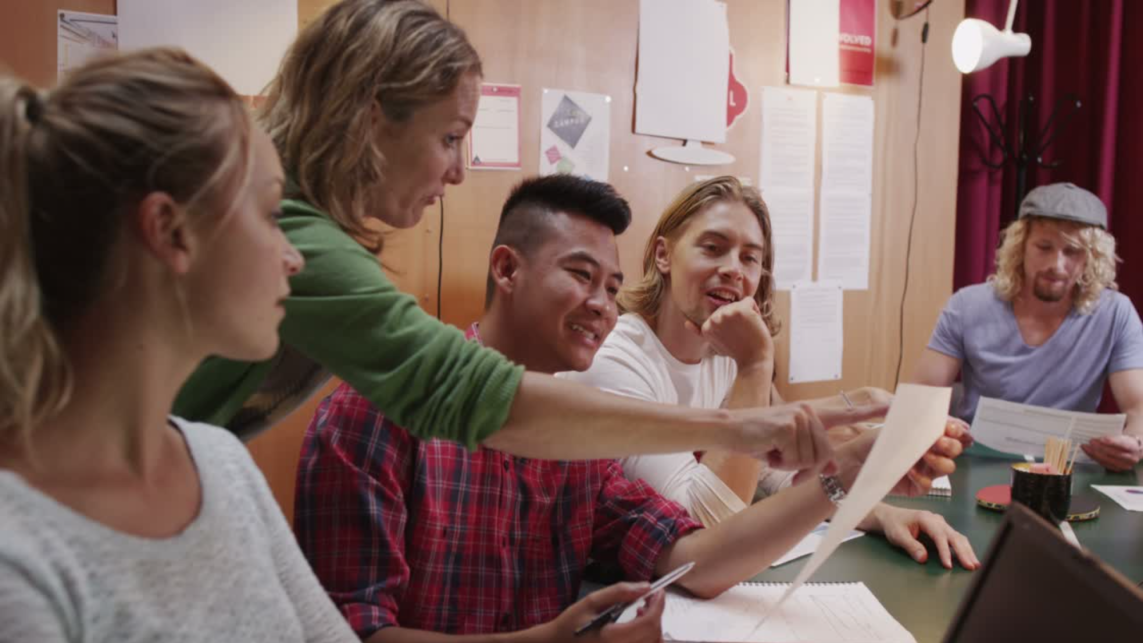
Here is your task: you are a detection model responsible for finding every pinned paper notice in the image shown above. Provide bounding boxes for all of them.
[540,89,611,181]
[119,0,295,96]
[760,87,817,190]
[469,83,522,170]
[818,190,871,290]
[58,11,118,80]
[749,384,952,633]
[788,282,843,383]
[764,188,814,289]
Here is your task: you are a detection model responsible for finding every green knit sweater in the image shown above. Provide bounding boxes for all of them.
[173,198,524,450]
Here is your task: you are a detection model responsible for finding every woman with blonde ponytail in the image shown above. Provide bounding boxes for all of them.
[0,49,356,640]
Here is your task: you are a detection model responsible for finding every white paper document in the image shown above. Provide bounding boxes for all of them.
[970,397,1126,464]
[119,0,295,96]
[788,0,840,87]
[788,282,843,383]
[1091,486,1143,512]
[468,84,521,170]
[762,384,951,623]
[760,87,817,190]
[635,0,729,143]
[817,190,871,290]
[821,94,874,194]
[663,582,914,642]
[763,188,815,289]
[771,523,864,568]
[540,89,611,181]
[764,188,816,289]
[58,11,118,80]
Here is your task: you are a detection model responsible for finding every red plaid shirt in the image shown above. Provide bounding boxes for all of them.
[295,324,701,638]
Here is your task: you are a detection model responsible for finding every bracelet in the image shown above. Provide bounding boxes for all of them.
[819,473,848,507]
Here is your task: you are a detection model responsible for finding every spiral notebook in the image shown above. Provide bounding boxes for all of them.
[662,581,914,643]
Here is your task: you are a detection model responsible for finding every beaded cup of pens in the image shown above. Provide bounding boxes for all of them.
[1010,436,1080,524]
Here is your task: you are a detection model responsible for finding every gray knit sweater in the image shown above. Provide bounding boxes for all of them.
[0,418,355,642]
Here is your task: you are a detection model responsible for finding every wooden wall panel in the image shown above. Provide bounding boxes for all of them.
[439,0,964,400]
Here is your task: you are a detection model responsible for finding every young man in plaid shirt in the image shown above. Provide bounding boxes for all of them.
[294,175,963,642]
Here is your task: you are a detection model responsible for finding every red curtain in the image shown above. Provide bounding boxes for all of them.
[955,0,1139,294]
[954,0,1141,410]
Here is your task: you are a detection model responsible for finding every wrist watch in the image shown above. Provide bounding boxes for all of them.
[819,473,848,507]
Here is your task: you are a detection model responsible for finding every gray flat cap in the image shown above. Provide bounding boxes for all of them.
[1018,182,1107,229]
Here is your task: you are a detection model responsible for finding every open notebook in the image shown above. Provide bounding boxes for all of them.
[662,581,914,643]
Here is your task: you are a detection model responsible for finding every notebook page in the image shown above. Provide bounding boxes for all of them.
[662,582,914,643]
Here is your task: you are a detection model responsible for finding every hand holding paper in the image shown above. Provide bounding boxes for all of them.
[753,384,953,629]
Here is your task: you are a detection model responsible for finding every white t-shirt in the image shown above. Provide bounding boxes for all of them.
[560,314,792,526]
[0,418,355,642]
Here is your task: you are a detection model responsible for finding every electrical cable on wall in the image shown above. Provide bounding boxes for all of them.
[437,199,444,320]
[893,9,930,389]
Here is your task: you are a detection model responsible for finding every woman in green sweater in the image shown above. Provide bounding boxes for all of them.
[174,0,881,471]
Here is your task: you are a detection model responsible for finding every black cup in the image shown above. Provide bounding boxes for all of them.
[1011,463,1072,523]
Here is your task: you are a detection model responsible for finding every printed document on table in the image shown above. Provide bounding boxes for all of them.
[770,523,863,567]
[1091,486,1143,512]
[662,582,914,642]
[788,281,842,383]
[971,397,1125,464]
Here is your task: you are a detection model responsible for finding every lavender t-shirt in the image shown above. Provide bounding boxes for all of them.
[928,283,1143,422]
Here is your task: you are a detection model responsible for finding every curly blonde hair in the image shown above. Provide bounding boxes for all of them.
[619,176,781,336]
[988,216,1119,314]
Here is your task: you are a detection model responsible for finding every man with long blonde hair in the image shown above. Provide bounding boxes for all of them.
[914,182,1143,471]
[563,176,979,570]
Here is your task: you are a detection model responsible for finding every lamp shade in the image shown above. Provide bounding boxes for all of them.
[951,18,1031,73]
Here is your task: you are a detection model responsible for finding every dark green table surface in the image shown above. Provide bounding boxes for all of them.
[751,455,1143,643]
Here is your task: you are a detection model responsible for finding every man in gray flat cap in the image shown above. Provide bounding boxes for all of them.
[914,183,1143,471]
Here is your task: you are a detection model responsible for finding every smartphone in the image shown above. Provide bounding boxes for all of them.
[573,561,695,636]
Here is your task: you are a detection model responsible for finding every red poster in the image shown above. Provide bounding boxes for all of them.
[840,0,876,86]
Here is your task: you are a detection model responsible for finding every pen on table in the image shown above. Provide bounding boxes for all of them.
[840,390,855,410]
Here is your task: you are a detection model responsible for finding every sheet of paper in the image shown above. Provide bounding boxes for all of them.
[759,87,817,190]
[1091,486,1143,512]
[770,523,864,567]
[788,282,843,383]
[635,0,729,143]
[817,190,871,290]
[663,582,915,643]
[467,83,521,170]
[118,0,295,96]
[762,384,951,622]
[971,397,1126,464]
[821,93,874,194]
[788,0,840,87]
[539,89,611,181]
[763,188,814,289]
[57,10,118,80]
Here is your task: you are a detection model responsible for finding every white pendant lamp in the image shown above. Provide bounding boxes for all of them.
[952,0,1031,73]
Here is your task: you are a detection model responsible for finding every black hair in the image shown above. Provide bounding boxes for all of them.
[484,174,631,308]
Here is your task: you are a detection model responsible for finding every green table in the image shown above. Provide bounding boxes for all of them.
[752,456,1143,643]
